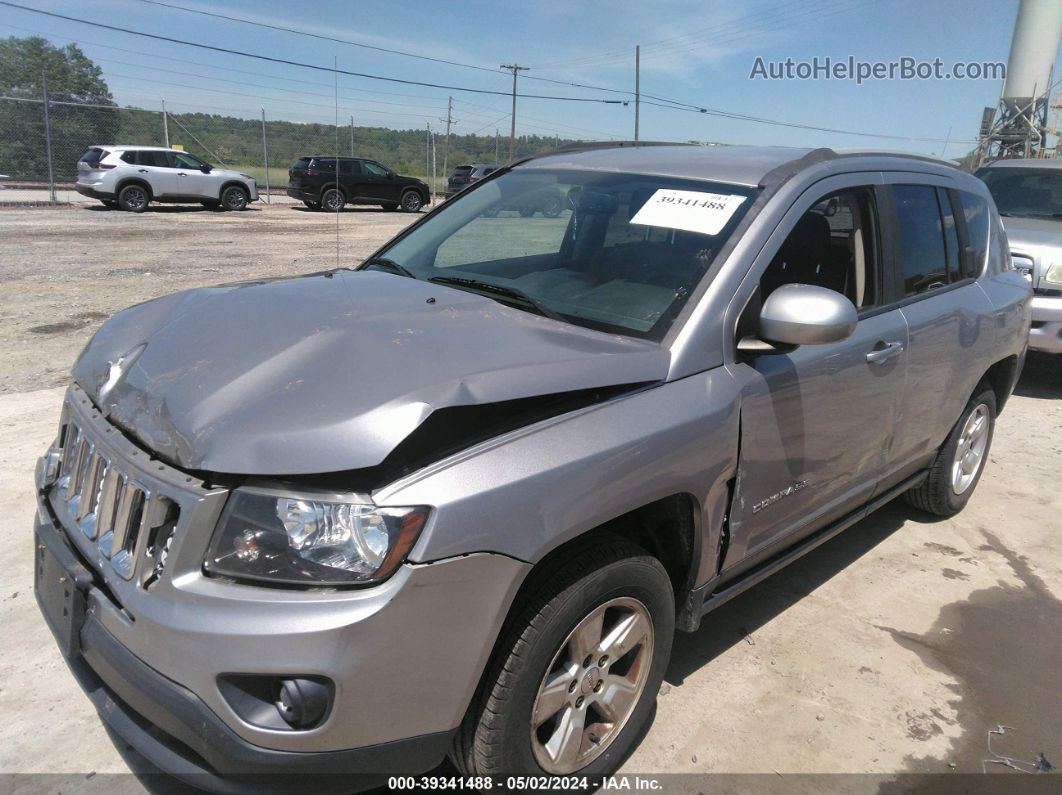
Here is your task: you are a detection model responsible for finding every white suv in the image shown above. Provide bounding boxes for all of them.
[76,146,259,212]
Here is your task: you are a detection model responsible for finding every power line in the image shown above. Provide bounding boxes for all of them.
[0,2,626,105]
[131,0,664,103]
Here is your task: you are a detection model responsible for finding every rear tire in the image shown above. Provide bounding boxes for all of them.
[322,188,345,212]
[303,200,320,209]
[519,207,536,218]
[451,538,673,778]
[381,203,399,211]
[221,185,249,211]
[100,199,117,209]
[904,384,996,517]
[118,184,149,213]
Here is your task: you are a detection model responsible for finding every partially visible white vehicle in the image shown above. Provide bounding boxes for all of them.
[75,146,258,212]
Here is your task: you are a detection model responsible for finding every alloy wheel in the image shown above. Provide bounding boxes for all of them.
[951,403,990,495]
[530,596,654,774]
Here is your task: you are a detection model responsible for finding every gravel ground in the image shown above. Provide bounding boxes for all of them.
[0,203,1059,791]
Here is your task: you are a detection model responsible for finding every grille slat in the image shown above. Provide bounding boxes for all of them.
[55,418,181,582]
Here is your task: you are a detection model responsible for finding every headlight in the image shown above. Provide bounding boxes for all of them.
[1045,261,1062,285]
[205,489,429,587]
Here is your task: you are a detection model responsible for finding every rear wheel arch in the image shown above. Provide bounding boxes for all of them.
[114,177,153,201]
[981,354,1020,414]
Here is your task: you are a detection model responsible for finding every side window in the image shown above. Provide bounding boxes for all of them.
[892,184,948,296]
[939,188,961,282]
[760,187,880,309]
[120,151,137,164]
[957,190,989,277]
[311,158,336,174]
[363,161,389,177]
[173,152,205,170]
[340,160,360,175]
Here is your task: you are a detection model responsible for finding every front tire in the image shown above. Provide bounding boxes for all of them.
[541,195,563,218]
[400,190,424,212]
[904,384,996,517]
[118,184,149,212]
[221,185,249,211]
[452,539,673,778]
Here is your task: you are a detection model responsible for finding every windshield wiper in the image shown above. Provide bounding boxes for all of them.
[364,256,416,278]
[429,276,565,321]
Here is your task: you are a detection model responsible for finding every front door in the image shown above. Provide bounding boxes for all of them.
[173,152,219,200]
[361,160,401,202]
[724,176,909,573]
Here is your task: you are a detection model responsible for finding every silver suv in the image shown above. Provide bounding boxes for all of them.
[35,144,1029,790]
[975,158,1062,354]
[76,146,259,212]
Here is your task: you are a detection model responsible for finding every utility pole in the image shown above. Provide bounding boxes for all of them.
[634,45,641,141]
[500,64,528,161]
[42,70,55,203]
[442,96,453,185]
[161,98,170,148]
[425,122,431,186]
[350,115,355,156]
[495,129,499,162]
[260,108,270,204]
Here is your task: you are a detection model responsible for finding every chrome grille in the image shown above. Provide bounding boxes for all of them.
[56,419,176,580]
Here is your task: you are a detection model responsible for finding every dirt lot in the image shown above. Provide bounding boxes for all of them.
[0,203,1060,791]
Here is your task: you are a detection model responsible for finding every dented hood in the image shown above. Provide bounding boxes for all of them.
[72,270,669,475]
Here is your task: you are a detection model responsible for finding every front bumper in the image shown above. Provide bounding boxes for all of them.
[35,516,452,793]
[1029,293,1062,353]
[34,387,532,786]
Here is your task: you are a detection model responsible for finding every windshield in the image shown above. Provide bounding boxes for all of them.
[976,166,1062,219]
[372,168,757,340]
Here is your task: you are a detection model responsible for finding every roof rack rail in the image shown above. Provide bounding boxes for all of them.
[505,139,695,169]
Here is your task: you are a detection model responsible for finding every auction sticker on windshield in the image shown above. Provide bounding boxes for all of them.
[630,189,747,236]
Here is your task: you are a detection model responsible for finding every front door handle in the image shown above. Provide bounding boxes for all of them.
[138,169,149,173]
[866,341,904,364]
[177,172,188,176]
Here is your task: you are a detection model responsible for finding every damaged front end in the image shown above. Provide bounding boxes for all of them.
[70,269,669,487]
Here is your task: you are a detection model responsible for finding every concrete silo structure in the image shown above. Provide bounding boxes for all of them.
[979,0,1062,161]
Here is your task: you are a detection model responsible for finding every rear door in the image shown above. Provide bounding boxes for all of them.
[123,150,177,196]
[723,174,910,574]
[879,175,999,489]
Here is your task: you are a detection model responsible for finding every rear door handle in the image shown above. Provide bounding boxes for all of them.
[866,341,904,364]
[177,172,187,176]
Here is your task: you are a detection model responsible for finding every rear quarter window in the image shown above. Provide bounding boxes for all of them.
[957,191,990,277]
[79,148,108,163]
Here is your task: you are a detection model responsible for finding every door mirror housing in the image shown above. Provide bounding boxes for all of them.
[743,284,857,351]
[200,164,212,173]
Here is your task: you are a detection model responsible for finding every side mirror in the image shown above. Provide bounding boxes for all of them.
[739,284,857,353]
[386,172,395,180]
[200,164,212,173]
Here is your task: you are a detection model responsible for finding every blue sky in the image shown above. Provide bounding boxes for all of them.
[3,0,1058,157]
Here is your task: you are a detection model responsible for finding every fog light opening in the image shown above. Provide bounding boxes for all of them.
[274,677,330,729]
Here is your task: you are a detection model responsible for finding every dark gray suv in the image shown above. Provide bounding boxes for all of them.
[34,144,1029,791]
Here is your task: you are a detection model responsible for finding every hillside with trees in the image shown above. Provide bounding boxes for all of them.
[0,35,581,182]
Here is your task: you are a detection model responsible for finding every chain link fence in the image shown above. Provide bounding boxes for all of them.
[0,89,574,204]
